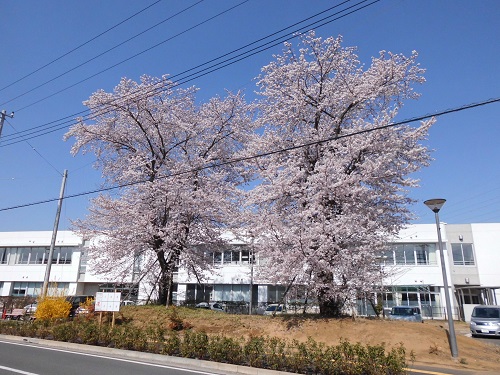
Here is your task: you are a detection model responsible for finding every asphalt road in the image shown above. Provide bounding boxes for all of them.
[0,338,232,375]
[472,336,500,347]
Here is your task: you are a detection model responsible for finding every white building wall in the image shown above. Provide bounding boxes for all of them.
[385,223,452,289]
[2,225,500,314]
[0,231,82,247]
[471,223,500,302]
[0,231,112,297]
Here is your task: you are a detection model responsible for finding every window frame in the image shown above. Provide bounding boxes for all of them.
[451,243,475,266]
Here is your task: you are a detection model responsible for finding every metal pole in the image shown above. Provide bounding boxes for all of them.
[434,211,459,357]
[249,242,254,315]
[42,170,68,297]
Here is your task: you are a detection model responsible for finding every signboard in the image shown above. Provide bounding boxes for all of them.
[95,292,121,312]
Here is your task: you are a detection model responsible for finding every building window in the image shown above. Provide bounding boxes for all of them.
[212,284,250,303]
[267,285,286,304]
[212,251,222,265]
[207,246,252,266]
[389,244,436,266]
[11,282,68,296]
[59,248,73,264]
[17,248,30,264]
[29,248,46,264]
[0,248,9,264]
[223,250,234,264]
[79,250,88,274]
[98,283,139,301]
[451,243,475,265]
[11,247,74,265]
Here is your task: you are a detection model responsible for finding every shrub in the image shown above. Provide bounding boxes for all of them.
[264,336,289,370]
[162,331,181,356]
[52,322,79,342]
[35,297,71,320]
[286,339,310,373]
[180,330,209,359]
[243,336,267,368]
[207,335,243,364]
[73,320,101,345]
[0,311,411,375]
[111,326,148,351]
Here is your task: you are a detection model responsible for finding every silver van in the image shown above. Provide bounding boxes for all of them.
[470,305,500,337]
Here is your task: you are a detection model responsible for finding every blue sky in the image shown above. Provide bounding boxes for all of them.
[0,0,498,231]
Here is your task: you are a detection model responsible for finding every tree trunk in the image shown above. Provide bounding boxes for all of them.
[157,267,168,305]
[318,297,345,317]
[156,247,174,306]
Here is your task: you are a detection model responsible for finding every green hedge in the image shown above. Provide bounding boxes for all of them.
[0,319,411,375]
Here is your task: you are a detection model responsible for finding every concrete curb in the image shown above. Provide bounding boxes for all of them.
[0,334,292,375]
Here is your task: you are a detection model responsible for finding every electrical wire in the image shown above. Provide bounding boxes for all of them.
[3,118,62,177]
[1,0,376,146]
[0,0,205,108]
[11,0,249,113]
[0,97,498,212]
[0,0,163,94]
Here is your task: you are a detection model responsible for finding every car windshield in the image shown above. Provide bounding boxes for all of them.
[392,308,414,316]
[266,305,282,312]
[472,308,500,319]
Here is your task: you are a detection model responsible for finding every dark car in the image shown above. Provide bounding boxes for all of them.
[388,306,423,323]
[65,295,94,317]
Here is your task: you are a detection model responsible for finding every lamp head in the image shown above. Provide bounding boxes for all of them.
[424,198,446,213]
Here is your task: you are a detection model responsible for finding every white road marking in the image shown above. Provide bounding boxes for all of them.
[0,365,39,375]
[0,339,217,375]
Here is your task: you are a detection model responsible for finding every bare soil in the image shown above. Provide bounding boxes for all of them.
[122,306,500,373]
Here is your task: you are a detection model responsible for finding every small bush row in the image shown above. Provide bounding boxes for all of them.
[0,319,411,375]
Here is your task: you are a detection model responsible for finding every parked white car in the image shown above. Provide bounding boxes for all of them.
[470,305,500,337]
[195,302,225,312]
[263,304,287,316]
[23,303,37,314]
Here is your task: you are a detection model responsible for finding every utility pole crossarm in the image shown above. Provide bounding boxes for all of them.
[0,110,15,139]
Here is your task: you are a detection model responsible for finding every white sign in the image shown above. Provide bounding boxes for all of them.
[95,292,121,312]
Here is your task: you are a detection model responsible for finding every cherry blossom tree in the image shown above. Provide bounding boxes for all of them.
[246,32,434,316]
[65,75,253,305]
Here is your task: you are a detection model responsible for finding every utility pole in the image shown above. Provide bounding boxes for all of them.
[249,244,254,315]
[42,170,68,297]
[0,110,15,138]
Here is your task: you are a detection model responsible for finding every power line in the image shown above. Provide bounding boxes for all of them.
[0,0,205,108]
[0,97,498,212]
[3,118,62,177]
[1,0,377,146]
[0,0,255,143]
[9,0,247,113]
[0,0,163,94]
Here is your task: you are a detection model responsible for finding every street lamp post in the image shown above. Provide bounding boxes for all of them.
[424,199,459,358]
